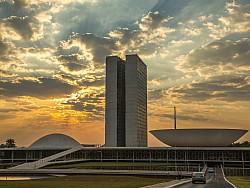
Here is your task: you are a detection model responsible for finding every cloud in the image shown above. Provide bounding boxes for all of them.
[0,41,9,56]
[2,16,41,40]
[203,21,231,40]
[0,44,60,82]
[61,11,175,65]
[167,74,250,103]
[57,54,89,72]
[138,11,172,32]
[61,88,105,120]
[169,39,193,47]
[13,0,27,11]
[108,11,175,58]
[137,11,175,43]
[62,33,118,65]
[148,89,165,100]
[109,28,141,47]
[195,2,249,39]
[182,27,202,36]
[219,1,250,32]
[80,78,104,87]
[177,37,250,75]
[0,77,79,99]
[150,112,210,122]
[0,0,51,41]
[0,40,18,64]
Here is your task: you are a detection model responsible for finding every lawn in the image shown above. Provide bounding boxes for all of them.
[0,175,169,188]
[227,176,250,188]
[45,161,173,169]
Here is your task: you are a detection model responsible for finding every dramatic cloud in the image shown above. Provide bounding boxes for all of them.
[2,16,40,40]
[167,74,250,103]
[0,77,79,99]
[0,40,19,65]
[57,54,89,72]
[61,33,118,65]
[219,1,250,32]
[0,41,9,56]
[60,88,105,120]
[58,11,175,67]
[148,89,165,100]
[138,11,172,32]
[108,11,175,58]
[177,37,250,75]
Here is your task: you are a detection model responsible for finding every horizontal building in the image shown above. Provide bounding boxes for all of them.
[1,134,249,176]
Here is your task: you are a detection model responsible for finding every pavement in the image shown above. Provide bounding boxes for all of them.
[0,168,193,176]
[141,179,191,188]
[142,167,235,188]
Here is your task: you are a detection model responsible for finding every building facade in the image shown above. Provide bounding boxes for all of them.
[105,54,147,147]
[1,147,250,176]
[105,56,126,147]
[126,55,147,147]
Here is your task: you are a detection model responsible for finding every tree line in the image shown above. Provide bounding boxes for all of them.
[0,139,16,148]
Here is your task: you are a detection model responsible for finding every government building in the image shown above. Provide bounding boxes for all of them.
[0,54,249,176]
[105,54,147,147]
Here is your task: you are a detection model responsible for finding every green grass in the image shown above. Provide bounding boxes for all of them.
[0,175,169,188]
[227,176,250,188]
[45,161,173,169]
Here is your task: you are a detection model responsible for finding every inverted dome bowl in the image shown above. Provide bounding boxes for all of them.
[150,129,248,147]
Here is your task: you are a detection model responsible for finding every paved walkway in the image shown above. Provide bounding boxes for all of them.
[1,169,193,176]
[141,179,191,188]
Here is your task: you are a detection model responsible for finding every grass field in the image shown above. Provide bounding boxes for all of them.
[0,175,169,188]
[45,161,173,169]
[227,176,250,188]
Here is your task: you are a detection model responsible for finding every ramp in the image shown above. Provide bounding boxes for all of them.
[10,145,83,170]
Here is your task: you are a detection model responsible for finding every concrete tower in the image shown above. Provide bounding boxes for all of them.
[105,54,147,147]
[125,54,147,147]
[105,56,126,147]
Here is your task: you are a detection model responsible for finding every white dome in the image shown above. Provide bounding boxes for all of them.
[29,133,82,149]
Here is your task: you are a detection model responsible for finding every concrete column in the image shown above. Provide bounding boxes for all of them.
[25,151,28,162]
[11,151,14,163]
[242,151,245,176]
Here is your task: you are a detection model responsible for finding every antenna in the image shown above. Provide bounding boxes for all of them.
[174,106,177,129]
[166,106,177,129]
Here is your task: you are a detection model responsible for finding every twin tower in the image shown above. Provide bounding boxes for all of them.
[105,54,147,147]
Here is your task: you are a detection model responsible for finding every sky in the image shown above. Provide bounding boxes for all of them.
[0,0,249,147]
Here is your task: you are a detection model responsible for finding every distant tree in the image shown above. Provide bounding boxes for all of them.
[242,141,250,147]
[5,139,16,148]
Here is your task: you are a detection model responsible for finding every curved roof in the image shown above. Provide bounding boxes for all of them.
[150,129,248,147]
[29,133,82,149]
